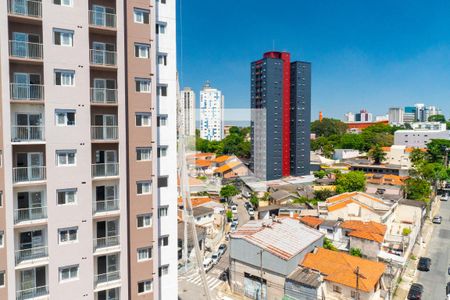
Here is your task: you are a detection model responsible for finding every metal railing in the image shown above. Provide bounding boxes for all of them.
[10,83,44,100]
[9,41,43,60]
[8,0,42,18]
[94,270,120,285]
[90,88,117,104]
[15,245,48,264]
[12,125,44,142]
[89,10,116,28]
[13,166,46,183]
[93,199,119,213]
[14,206,47,223]
[91,125,118,140]
[16,285,48,300]
[94,235,120,250]
[92,163,119,178]
[90,49,117,66]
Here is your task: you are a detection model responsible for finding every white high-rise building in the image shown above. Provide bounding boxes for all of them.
[388,107,404,125]
[200,82,224,141]
[180,87,196,137]
[344,112,355,122]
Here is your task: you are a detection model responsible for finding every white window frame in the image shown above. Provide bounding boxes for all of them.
[137,214,152,228]
[158,206,168,217]
[156,23,167,34]
[157,53,167,66]
[54,0,73,7]
[138,280,153,294]
[137,181,152,195]
[135,78,151,93]
[136,147,152,161]
[53,29,74,47]
[159,265,169,276]
[158,115,168,126]
[0,271,4,288]
[158,146,168,157]
[59,265,79,282]
[135,43,150,59]
[137,247,152,261]
[55,109,76,126]
[136,113,152,127]
[55,70,75,86]
[56,150,76,166]
[57,188,77,205]
[159,235,169,247]
[134,8,149,24]
[157,85,168,97]
[58,227,78,244]
[0,231,4,248]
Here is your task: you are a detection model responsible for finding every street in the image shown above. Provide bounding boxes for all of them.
[417,199,450,299]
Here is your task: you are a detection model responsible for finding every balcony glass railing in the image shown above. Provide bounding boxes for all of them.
[15,246,48,264]
[94,271,120,285]
[12,125,44,142]
[90,88,118,104]
[16,285,48,300]
[8,0,42,18]
[9,41,43,60]
[13,166,46,183]
[93,199,119,213]
[89,10,116,28]
[10,83,44,101]
[90,49,117,66]
[91,126,118,140]
[14,206,47,223]
[92,163,119,178]
[94,235,120,250]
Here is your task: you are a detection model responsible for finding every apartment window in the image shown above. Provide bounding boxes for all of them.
[135,43,150,59]
[157,85,167,97]
[137,247,152,261]
[158,176,168,188]
[138,280,153,294]
[57,189,77,205]
[54,29,73,46]
[158,206,168,217]
[136,147,152,161]
[351,291,360,300]
[135,78,151,93]
[55,110,76,126]
[161,0,167,4]
[136,113,151,127]
[54,0,72,6]
[137,214,152,228]
[333,285,342,294]
[159,235,169,246]
[59,227,78,244]
[56,150,76,166]
[159,265,169,276]
[156,23,166,34]
[55,70,75,86]
[157,146,168,157]
[59,265,79,282]
[0,271,4,287]
[0,231,4,248]
[134,8,149,24]
[137,181,152,195]
[157,115,167,126]
[157,54,167,66]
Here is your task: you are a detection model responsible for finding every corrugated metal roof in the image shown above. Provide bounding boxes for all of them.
[231,218,324,260]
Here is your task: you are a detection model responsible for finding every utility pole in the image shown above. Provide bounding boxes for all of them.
[354,266,360,300]
[258,249,264,300]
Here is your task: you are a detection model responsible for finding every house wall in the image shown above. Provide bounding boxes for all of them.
[349,237,381,260]
[323,281,381,300]
[327,203,382,223]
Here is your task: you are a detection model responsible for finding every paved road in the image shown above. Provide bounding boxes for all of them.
[233,196,250,228]
[417,199,450,299]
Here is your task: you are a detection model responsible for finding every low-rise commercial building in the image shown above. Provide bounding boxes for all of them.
[394,129,450,148]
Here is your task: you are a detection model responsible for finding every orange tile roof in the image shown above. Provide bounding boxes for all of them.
[301,248,386,292]
[326,192,358,204]
[214,161,242,173]
[348,230,384,243]
[187,152,215,159]
[213,155,231,163]
[299,216,324,228]
[195,159,212,168]
[327,199,375,213]
[404,147,427,153]
[177,196,212,207]
[340,220,387,235]
[382,147,391,152]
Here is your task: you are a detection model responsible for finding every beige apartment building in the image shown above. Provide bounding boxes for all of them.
[0,0,177,299]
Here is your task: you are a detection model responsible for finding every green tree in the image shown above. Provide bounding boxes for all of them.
[428,114,447,123]
[349,248,363,257]
[250,193,259,208]
[404,177,432,202]
[402,228,412,236]
[313,170,327,179]
[410,148,427,168]
[338,133,365,151]
[368,144,387,165]
[360,124,394,151]
[314,189,335,201]
[226,210,233,222]
[323,237,337,251]
[220,185,240,199]
[426,139,450,164]
[335,171,366,194]
[311,118,348,137]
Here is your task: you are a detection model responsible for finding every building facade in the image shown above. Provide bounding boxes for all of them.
[0,1,177,299]
[179,87,195,137]
[388,107,404,125]
[199,82,224,141]
[250,51,311,181]
[394,129,450,148]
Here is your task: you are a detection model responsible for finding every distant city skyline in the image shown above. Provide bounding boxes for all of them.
[178,0,450,119]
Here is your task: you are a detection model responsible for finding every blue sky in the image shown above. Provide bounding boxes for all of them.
[177,0,450,120]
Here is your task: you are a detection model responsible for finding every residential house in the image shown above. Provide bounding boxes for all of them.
[178,221,207,261]
[300,216,324,229]
[270,190,299,205]
[192,206,215,235]
[214,160,249,179]
[230,218,324,299]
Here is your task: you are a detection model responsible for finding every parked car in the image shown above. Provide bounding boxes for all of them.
[442,194,449,201]
[446,282,450,296]
[203,257,213,272]
[218,244,227,256]
[231,205,238,214]
[248,207,255,216]
[219,268,229,281]
[433,216,442,224]
[417,257,431,271]
[230,223,237,232]
[407,283,423,300]
[448,266,450,275]
[211,251,220,264]
[233,217,239,225]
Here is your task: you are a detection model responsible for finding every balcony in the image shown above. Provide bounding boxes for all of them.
[9,41,43,61]
[92,163,119,178]
[14,206,47,224]
[95,271,120,286]
[93,199,119,214]
[12,125,45,143]
[16,286,49,300]
[94,235,120,251]
[13,166,46,184]
[91,88,118,105]
[89,10,116,29]
[8,0,42,19]
[15,246,48,265]
[91,126,118,140]
[90,49,117,67]
[10,83,44,101]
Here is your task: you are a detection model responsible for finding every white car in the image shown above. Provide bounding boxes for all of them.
[231,205,238,214]
[248,207,255,216]
[442,194,449,201]
[211,251,220,264]
[203,257,213,272]
[230,223,237,232]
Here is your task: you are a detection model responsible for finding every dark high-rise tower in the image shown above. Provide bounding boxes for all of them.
[250,52,311,180]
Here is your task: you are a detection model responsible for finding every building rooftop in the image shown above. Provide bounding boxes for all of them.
[287,267,321,288]
[299,216,324,228]
[340,220,387,235]
[231,218,324,261]
[270,190,295,202]
[301,248,386,292]
[213,155,231,163]
[192,206,214,218]
[348,230,384,243]
[214,161,243,174]
[326,192,392,215]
